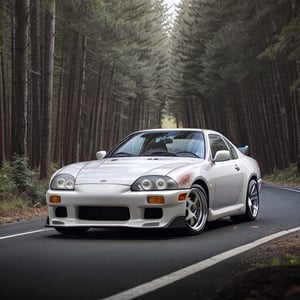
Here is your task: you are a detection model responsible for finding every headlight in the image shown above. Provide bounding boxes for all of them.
[50,174,75,190]
[131,175,177,191]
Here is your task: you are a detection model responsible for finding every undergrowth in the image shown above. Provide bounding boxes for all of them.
[263,164,300,188]
[256,253,300,268]
[0,156,56,210]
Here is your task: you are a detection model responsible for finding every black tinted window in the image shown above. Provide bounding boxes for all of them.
[224,138,239,159]
[209,134,229,158]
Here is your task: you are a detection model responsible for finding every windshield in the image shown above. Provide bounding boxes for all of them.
[108,131,205,158]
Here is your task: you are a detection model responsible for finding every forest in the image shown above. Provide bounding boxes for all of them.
[0,0,299,181]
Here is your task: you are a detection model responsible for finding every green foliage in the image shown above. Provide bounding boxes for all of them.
[168,0,299,176]
[0,161,16,196]
[290,79,300,92]
[0,156,49,206]
[0,197,28,211]
[11,155,35,192]
[258,15,300,60]
[264,164,300,186]
[256,254,300,268]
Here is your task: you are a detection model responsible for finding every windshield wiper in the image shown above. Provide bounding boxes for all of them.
[176,151,200,158]
[112,152,134,157]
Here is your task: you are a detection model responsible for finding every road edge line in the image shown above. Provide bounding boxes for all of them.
[263,183,300,193]
[0,228,52,240]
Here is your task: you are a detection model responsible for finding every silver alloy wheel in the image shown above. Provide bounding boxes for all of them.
[230,178,259,222]
[247,179,259,219]
[185,184,208,234]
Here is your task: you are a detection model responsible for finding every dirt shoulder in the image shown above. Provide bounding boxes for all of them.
[212,232,300,299]
[0,205,48,225]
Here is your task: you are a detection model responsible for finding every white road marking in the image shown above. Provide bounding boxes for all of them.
[276,187,300,193]
[0,228,52,240]
[265,184,300,193]
[101,226,300,300]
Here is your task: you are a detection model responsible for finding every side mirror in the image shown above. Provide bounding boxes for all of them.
[213,150,230,162]
[96,150,106,160]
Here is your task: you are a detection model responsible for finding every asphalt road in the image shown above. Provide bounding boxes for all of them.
[0,185,299,300]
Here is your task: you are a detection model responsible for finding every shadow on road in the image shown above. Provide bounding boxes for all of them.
[45,217,234,241]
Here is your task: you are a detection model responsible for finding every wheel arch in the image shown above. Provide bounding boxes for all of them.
[249,174,258,183]
[191,179,209,205]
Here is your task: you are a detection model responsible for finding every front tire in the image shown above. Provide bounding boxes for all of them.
[185,184,208,235]
[231,179,259,222]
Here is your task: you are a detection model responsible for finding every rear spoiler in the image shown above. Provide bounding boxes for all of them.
[238,145,249,155]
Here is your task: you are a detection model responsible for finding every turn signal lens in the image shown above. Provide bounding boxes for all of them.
[147,196,165,204]
[178,193,187,201]
[50,195,61,203]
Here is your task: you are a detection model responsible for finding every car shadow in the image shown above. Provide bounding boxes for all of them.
[45,217,234,241]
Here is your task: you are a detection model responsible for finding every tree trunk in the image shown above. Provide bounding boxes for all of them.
[0,9,5,164]
[29,0,41,169]
[102,64,114,149]
[40,0,55,179]
[53,33,65,165]
[12,0,30,158]
[75,35,88,162]
[295,59,300,176]
[63,33,79,165]
[0,46,7,164]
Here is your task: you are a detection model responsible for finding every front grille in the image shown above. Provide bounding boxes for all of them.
[78,206,130,221]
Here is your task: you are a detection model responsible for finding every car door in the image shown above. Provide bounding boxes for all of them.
[208,134,244,210]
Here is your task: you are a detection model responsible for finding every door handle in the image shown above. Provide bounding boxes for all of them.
[234,165,240,171]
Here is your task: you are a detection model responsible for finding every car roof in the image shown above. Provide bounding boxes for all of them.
[133,128,221,135]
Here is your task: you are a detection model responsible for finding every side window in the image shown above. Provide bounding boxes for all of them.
[224,138,239,160]
[209,134,229,159]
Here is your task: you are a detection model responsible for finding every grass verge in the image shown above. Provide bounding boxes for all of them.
[263,163,300,188]
[0,196,48,225]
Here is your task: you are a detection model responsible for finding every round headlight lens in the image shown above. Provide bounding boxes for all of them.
[141,179,152,190]
[51,174,75,190]
[156,178,167,190]
[56,178,66,189]
[131,175,177,191]
[65,179,75,189]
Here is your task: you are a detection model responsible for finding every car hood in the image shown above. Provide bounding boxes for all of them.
[58,157,200,186]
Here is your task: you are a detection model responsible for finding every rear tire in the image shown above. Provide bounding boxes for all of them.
[231,179,259,222]
[185,184,208,235]
[55,227,89,235]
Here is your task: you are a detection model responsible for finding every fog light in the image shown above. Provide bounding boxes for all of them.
[50,195,61,203]
[147,196,165,204]
[178,193,187,201]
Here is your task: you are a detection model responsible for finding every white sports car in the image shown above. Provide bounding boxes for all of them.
[46,129,261,235]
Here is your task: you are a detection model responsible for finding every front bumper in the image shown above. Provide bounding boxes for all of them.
[46,184,188,229]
